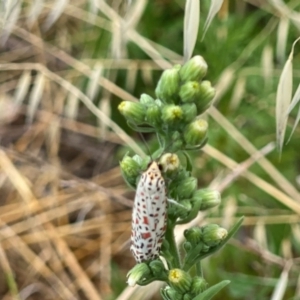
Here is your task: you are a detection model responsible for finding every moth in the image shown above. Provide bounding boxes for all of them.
[130,161,167,263]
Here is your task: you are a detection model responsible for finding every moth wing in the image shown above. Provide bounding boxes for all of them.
[130,178,157,262]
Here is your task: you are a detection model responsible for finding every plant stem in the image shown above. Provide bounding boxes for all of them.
[196,261,203,277]
[165,221,181,269]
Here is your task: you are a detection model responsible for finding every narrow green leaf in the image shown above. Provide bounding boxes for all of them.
[182,151,193,172]
[192,280,230,300]
[184,137,208,151]
[127,121,156,132]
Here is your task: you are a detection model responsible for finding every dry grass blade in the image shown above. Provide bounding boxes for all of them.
[202,0,224,40]
[13,70,32,105]
[0,244,20,300]
[1,0,21,43]
[98,97,111,138]
[253,221,268,250]
[270,261,292,300]
[27,72,45,123]
[203,144,300,215]
[183,0,200,62]
[124,0,146,30]
[0,220,76,300]
[87,63,103,101]
[126,62,137,92]
[27,0,45,27]
[276,17,289,63]
[43,0,69,31]
[65,91,79,119]
[213,67,235,104]
[209,106,300,201]
[0,149,34,202]
[229,76,246,111]
[89,0,98,14]
[261,44,273,90]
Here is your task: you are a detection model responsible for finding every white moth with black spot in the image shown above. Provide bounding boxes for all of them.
[130,161,167,263]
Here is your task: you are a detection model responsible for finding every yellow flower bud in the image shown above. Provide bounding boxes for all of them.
[192,189,221,211]
[118,101,146,124]
[179,55,208,83]
[202,224,228,247]
[183,119,208,147]
[162,104,183,125]
[168,269,192,294]
[194,80,216,115]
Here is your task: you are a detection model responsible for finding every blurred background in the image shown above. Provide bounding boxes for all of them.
[0,0,300,299]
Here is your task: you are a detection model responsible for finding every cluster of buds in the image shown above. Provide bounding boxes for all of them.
[127,260,168,287]
[119,55,242,300]
[161,269,207,300]
[158,153,221,224]
[182,224,228,272]
[119,154,149,188]
[118,56,215,152]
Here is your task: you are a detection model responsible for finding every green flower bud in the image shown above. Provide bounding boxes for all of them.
[140,156,152,170]
[168,269,192,294]
[179,55,208,83]
[118,101,146,124]
[149,260,167,277]
[127,263,151,286]
[183,119,208,147]
[155,65,181,103]
[175,177,197,199]
[194,81,216,115]
[155,99,163,106]
[120,155,141,188]
[179,81,201,103]
[166,131,184,152]
[146,104,162,126]
[181,103,197,123]
[162,238,170,251]
[159,153,180,174]
[176,199,192,219]
[184,227,202,246]
[183,241,192,252]
[162,105,183,125]
[201,244,210,252]
[132,154,143,166]
[183,294,193,300]
[140,93,155,106]
[190,277,207,295]
[202,224,228,247]
[192,189,221,211]
[163,286,184,300]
